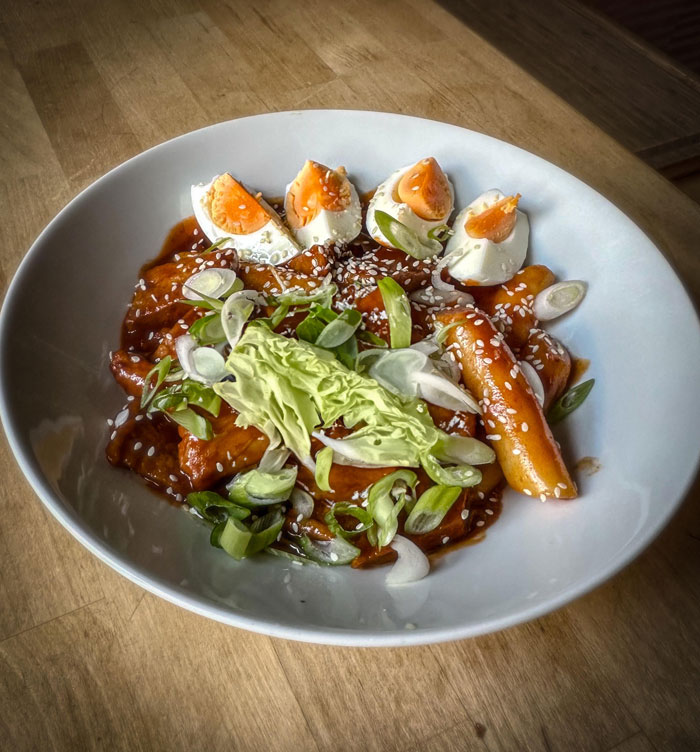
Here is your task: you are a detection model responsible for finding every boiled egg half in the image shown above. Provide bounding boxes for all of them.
[366,158,454,256]
[444,189,529,285]
[191,173,301,265]
[285,160,362,248]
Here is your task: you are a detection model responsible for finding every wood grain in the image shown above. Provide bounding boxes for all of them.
[438,0,700,172]
[1,1,699,750]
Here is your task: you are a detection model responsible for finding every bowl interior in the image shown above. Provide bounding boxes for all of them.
[2,110,699,646]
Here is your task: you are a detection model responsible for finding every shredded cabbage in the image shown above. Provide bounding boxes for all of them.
[214,323,441,467]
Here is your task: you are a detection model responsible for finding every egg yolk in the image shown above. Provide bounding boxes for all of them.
[395,157,451,221]
[286,161,351,228]
[465,194,521,243]
[208,173,271,235]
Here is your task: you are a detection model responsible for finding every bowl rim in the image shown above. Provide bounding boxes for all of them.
[1,109,699,647]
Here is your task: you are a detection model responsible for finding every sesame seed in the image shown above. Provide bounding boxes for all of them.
[215,462,224,473]
[442,536,450,545]
[512,448,521,455]
[522,422,528,432]
[523,488,532,496]
[540,493,547,502]
[476,520,485,527]
[504,381,512,390]
[461,509,469,519]
[147,446,155,457]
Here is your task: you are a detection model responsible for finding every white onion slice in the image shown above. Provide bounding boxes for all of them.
[290,488,314,519]
[386,535,430,586]
[410,286,474,307]
[413,370,481,414]
[533,280,587,321]
[182,268,238,301]
[519,360,545,406]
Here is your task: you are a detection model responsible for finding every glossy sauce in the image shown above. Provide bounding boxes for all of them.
[107,211,503,562]
[569,356,590,386]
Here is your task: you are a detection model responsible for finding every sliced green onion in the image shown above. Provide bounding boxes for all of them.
[315,309,362,349]
[357,330,388,348]
[314,446,333,492]
[179,288,224,311]
[404,485,461,534]
[217,518,251,559]
[258,447,291,473]
[228,466,298,507]
[427,224,454,243]
[296,314,326,344]
[434,434,495,465]
[216,509,285,560]
[140,355,172,409]
[421,452,481,488]
[259,302,290,330]
[201,236,233,254]
[150,385,188,413]
[180,380,221,416]
[221,291,256,347]
[187,491,250,525]
[273,283,337,308]
[191,347,228,383]
[377,277,412,349]
[547,379,595,425]
[533,280,587,321]
[374,210,438,260]
[367,469,417,548]
[291,488,314,519]
[182,268,237,301]
[325,502,373,538]
[266,546,317,565]
[167,407,213,440]
[188,313,226,346]
[332,333,358,370]
[435,319,468,345]
[299,534,360,566]
[163,365,185,383]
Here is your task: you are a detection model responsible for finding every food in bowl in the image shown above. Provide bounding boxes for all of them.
[106,158,591,584]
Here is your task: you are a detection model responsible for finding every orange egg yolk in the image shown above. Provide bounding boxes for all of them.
[465,194,521,243]
[286,160,351,228]
[208,173,271,235]
[395,157,451,221]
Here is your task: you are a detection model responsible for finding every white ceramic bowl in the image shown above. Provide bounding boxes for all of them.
[2,111,699,646]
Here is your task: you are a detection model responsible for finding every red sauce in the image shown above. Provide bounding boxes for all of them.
[106,213,503,562]
[569,356,591,386]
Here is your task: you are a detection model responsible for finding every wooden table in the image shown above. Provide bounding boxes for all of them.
[1,1,699,750]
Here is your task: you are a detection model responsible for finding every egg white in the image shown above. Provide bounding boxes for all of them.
[365,164,454,254]
[285,179,362,248]
[444,189,529,285]
[191,176,301,265]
